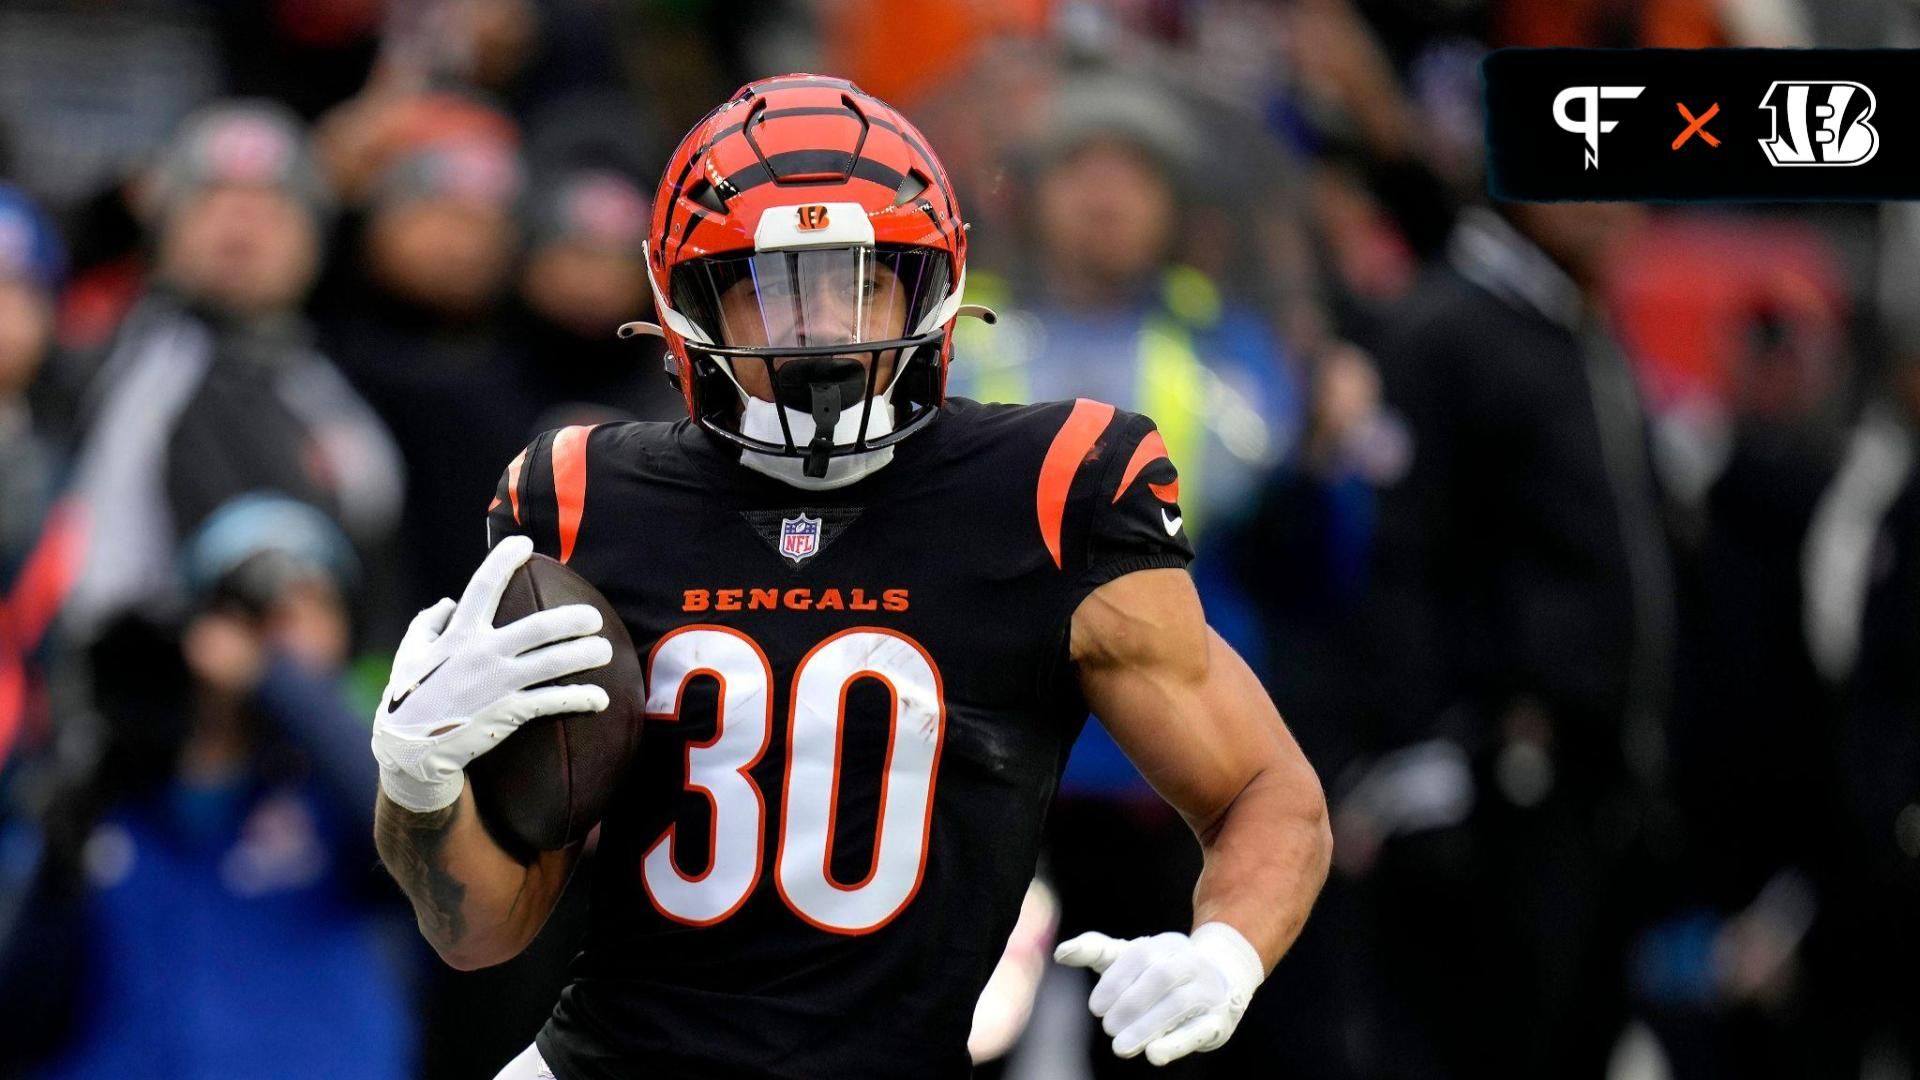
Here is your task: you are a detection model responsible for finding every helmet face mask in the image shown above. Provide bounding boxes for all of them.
[642,74,970,482]
[671,242,952,475]
[684,333,947,476]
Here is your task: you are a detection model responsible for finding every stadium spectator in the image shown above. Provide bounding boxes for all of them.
[60,101,402,645]
[950,69,1302,1079]
[955,70,1298,547]
[0,182,75,685]
[0,187,87,1069]
[319,128,534,615]
[505,168,682,430]
[314,90,522,209]
[1804,297,1920,1078]
[1635,256,1855,1079]
[1337,200,1676,1080]
[314,123,603,1080]
[6,495,415,1080]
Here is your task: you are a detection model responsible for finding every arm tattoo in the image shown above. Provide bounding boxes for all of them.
[374,798,468,949]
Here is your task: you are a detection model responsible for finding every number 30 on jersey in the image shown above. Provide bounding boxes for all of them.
[640,625,945,935]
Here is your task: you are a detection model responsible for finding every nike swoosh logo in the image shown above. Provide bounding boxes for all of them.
[387,657,448,714]
[1161,508,1183,536]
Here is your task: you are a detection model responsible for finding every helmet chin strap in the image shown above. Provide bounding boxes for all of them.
[805,383,843,477]
[729,355,903,491]
[770,356,870,478]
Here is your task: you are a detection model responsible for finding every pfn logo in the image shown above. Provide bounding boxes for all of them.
[1553,85,1646,170]
[1758,81,1878,166]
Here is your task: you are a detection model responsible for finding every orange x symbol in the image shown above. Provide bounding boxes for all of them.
[1673,102,1721,149]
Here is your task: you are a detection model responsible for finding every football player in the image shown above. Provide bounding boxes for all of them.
[371,74,1331,1078]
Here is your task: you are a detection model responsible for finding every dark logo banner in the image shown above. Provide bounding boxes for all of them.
[1485,49,1919,200]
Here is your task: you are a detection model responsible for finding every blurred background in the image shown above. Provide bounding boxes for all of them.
[1,0,1917,1078]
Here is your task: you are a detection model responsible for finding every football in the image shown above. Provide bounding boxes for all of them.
[466,553,644,859]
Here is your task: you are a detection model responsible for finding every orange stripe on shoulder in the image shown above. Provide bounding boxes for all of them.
[552,425,598,564]
[1112,430,1170,504]
[507,448,528,524]
[1036,399,1117,569]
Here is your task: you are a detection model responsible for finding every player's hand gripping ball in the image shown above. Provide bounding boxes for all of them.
[372,536,643,857]
[468,547,645,856]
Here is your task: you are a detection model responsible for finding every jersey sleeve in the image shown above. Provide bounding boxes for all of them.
[1070,408,1194,604]
[485,442,534,552]
[483,425,600,562]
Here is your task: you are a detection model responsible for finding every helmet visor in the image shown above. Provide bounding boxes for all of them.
[670,245,952,350]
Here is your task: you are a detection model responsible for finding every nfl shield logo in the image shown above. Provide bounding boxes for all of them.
[779,513,821,563]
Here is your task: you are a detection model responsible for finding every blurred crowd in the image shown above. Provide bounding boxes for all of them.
[2,0,1919,1078]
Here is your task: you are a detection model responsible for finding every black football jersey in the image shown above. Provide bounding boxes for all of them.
[484,397,1192,1080]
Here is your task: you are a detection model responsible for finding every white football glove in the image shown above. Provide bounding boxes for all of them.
[372,535,614,814]
[1054,922,1265,1066]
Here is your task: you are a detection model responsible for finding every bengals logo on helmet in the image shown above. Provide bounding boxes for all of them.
[796,204,831,231]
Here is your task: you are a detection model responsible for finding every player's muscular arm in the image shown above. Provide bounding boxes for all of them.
[1072,568,1330,965]
[1062,568,1331,1063]
[374,788,579,969]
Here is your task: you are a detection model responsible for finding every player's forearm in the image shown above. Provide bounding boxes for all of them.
[373,785,559,969]
[1189,760,1332,973]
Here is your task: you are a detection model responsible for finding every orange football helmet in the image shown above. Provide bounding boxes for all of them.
[624,74,986,479]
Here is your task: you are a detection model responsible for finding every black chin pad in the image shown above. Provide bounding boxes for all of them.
[772,356,867,413]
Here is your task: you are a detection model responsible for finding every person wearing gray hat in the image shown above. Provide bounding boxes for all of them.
[62,100,403,643]
[144,100,333,320]
[1017,73,1206,198]
[362,136,526,321]
[504,169,683,432]
[147,101,333,222]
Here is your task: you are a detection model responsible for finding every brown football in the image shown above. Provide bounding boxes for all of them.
[466,553,644,859]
